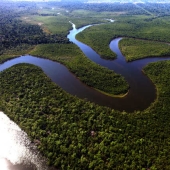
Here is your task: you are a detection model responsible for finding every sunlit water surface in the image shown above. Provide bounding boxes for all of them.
[0,111,49,170]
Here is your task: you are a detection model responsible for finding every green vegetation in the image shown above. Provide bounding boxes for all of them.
[0,44,34,64]
[139,3,170,17]
[66,9,111,29]
[30,43,128,95]
[23,8,110,35]
[23,13,107,36]
[77,15,170,59]
[56,2,147,15]
[119,38,170,61]
[0,2,69,63]
[70,17,107,29]
[0,12,69,49]
[1,2,170,169]
[1,61,170,169]
[25,15,72,35]
[76,25,117,60]
[0,2,129,96]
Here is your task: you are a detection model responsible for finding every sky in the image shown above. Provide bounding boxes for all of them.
[10,0,170,2]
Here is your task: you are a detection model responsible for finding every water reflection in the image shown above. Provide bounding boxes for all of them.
[0,111,48,170]
[67,22,170,111]
[1,22,170,170]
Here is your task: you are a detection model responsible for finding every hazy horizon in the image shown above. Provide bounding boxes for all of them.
[6,0,170,3]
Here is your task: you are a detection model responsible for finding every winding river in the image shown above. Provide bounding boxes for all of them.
[67,23,170,112]
[1,23,170,112]
[0,22,170,169]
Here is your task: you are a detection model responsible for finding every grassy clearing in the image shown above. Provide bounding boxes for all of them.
[30,43,129,95]
[67,10,115,29]
[37,7,65,15]
[21,9,116,36]
[71,17,107,29]
[119,38,170,61]
[22,15,72,35]
[71,9,119,18]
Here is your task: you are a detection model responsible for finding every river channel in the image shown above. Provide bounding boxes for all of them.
[1,23,170,112]
[0,23,170,169]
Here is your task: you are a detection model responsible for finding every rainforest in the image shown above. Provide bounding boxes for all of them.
[1,1,170,170]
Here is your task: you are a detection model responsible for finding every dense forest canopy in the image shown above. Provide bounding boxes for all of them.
[0,1,69,55]
[1,1,170,170]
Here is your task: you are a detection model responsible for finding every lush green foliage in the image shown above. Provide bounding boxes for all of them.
[24,8,111,35]
[1,2,170,169]
[76,25,117,60]
[0,44,34,64]
[26,15,72,35]
[139,3,170,17]
[30,43,128,95]
[77,15,170,59]
[53,2,147,15]
[119,38,170,61]
[0,14,69,49]
[0,3,71,64]
[1,62,170,169]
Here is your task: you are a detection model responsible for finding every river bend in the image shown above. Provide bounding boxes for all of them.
[1,23,170,112]
[67,23,170,111]
[0,22,170,170]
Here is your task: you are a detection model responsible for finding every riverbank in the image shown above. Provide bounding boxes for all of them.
[119,38,170,61]
[2,2,170,169]
[0,44,35,64]
[1,60,170,169]
[76,16,170,61]
[94,88,129,98]
[30,43,129,96]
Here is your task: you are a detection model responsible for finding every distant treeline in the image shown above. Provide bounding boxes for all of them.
[0,3,70,54]
[46,1,170,17]
[47,2,147,15]
[139,3,170,17]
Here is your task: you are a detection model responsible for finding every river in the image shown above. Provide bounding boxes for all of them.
[68,22,170,111]
[0,22,170,169]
